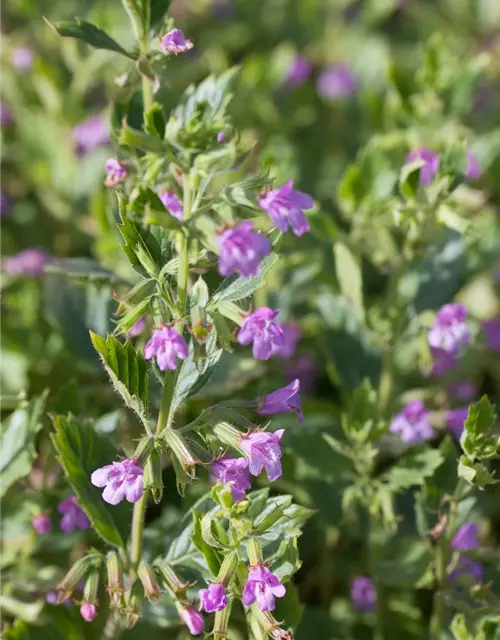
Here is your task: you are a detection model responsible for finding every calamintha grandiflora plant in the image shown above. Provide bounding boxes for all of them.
[46,2,313,638]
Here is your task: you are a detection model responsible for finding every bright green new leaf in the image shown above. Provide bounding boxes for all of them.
[460,395,499,460]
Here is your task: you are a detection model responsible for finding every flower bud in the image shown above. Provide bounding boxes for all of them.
[57,554,101,603]
[216,551,239,588]
[138,562,161,604]
[213,422,244,451]
[133,436,156,466]
[163,429,197,474]
[247,538,263,566]
[253,496,293,534]
[80,602,97,622]
[106,551,124,607]
[124,580,144,629]
[143,447,164,503]
[83,567,100,605]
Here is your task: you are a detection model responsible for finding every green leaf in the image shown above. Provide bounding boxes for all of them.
[333,242,364,319]
[269,536,302,582]
[45,258,122,285]
[46,18,134,59]
[458,456,498,489]
[450,614,470,640]
[220,173,272,210]
[337,164,365,215]
[171,331,222,414]
[399,159,425,199]
[374,538,433,588]
[381,447,443,491]
[144,103,166,139]
[50,415,129,548]
[90,331,150,430]
[209,253,279,305]
[0,392,48,497]
[130,185,181,230]
[460,395,499,460]
[119,122,167,153]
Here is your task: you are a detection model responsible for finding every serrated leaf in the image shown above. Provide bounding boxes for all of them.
[460,396,499,460]
[50,415,129,548]
[334,242,364,319]
[209,253,279,305]
[46,18,134,59]
[381,447,443,491]
[0,392,48,497]
[171,331,222,414]
[90,331,150,430]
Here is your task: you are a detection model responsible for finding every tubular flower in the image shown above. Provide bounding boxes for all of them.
[57,496,90,533]
[240,430,285,482]
[216,221,271,277]
[389,399,434,444]
[237,307,284,360]
[199,583,228,613]
[211,457,251,503]
[91,459,143,505]
[144,326,189,371]
[161,29,194,56]
[242,565,286,612]
[258,379,303,422]
[259,179,313,237]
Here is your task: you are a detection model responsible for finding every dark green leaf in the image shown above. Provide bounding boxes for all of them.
[50,415,130,547]
[209,253,279,305]
[150,0,174,28]
[144,103,166,139]
[46,18,134,58]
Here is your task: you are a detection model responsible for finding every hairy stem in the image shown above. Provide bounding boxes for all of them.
[130,494,147,576]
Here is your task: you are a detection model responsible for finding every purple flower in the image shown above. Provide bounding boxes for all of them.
[1,102,13,127]
[72,115,110,156]
[430,348,458,377]
[1,191,12,218]
[179,606,204,635]
[199,583,228,613]
[446,407,469,440]
[240,430,285,482]
[126,317,146,339]
[466,150,481,180]
[237,307,284,360]
[284,354,316,394]
[144,326,189,371]
[452,522,480,551]
[258,379,303,422]
[80,603,97,622]
[32,513,52,534]
[211,457,251,503]
[159,191,184,220]
[3,249,52,277]
[449,557,484,584]
[351,576,376,612]
[389,399,434,444]
[447,380,477,403]
[317,64,357,99]
[276,323,301,359]
[91,459,143,505]
[12,46,34,72]
[259,179,313,237]
[215,221,271,277]
[428,304,470,355]
[406,147,440,186]
[161,29,194,56]
[57,496,90,533]
[104,159,127,187]
[482,317,500,351]
[242,565,286,612]
[285,55,312,87]
[217,131,225,143]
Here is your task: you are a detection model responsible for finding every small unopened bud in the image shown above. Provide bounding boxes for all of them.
[143,448,163,504]
[216,552,239,588]
[80,602,97,622]
[83,567,100,606]
[133,436,156,466]
[213,422,244,451]
[247,538,263,567]
[138,562,161,604]
[155,562,187,597]
[106,551,124,607]
[163,429,197,474]
[57,554,101,603]
[124,581,144,629]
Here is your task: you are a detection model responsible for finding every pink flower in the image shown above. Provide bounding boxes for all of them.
[216,221,271,277]
[161,29,194,56]
[389,400,434,444]
[258,379,303,422]
[144,326,189,371]
[452,522,480,551]
[159,191,184,220]
[259,179,313,237]
[285,55,312,87]
[179,606,204,635]
[276,324,301,359]
[91,459,143,505]
[240,430,285,482]
[12,46,34,72]
[317,64,357,99]
[482,317,500,351]
[80,603,97,622]
[406,147,440,186]
[199,583,228,613]
[428,304,470,355]
[211,457,251,503]
[242,565,286,612]
[351,576,376,612]
[126,316,146,339]
[104,159,127,187]
[3,248,52,277]
[466,150,481,180]
[237,308,284,360]
[32,513,52,534]
[445,407,469,439]
[57,496,90,533]
[72,115,109,156]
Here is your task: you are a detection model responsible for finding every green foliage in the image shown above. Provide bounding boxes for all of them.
[46,18,135,58]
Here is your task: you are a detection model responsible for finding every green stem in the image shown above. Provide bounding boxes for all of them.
[142,75,153,113]
[176,176,193,323]
[130,494,147,576]
[101,610,123,640]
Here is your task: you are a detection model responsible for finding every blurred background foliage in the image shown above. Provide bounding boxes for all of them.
[3,0,500,638]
